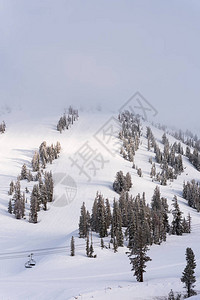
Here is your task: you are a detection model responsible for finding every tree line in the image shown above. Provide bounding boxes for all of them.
[8,171,53,223]
[7,141,60,222]
[57,106,79,133]
[118,111,141,164]
[79,186,191,282]
[183,179,200,212]
[147,128,184,185]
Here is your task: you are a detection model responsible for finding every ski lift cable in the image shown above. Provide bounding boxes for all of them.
[0,241,101,260]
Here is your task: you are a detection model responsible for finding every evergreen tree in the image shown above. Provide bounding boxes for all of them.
[20,164,28,180]
[181,247,196,298]
[44,171,53,202]
[40,184,48,211]
[171,196,183,235]
[113,171,126,193]
[137,168,142,177]
[125,172,132,189]
[101,238,104,249]
[151,186,162,211]
[187,213,192,233]
[128,223,151,282]
[32,151,40,172]
[8,181,15,195]
[113,236,118,253]
[89,232,94,258]
[70,236,75,256]
[86,234,90,257]
[29,185,38,223]
[91,197,98,232]
[8,200,12,214]
[167,290,181,300]
[96,193,107,238]
[105,198,112,229]
[79,202,88,238]
[111,199,123,246]
[13,180,24,219]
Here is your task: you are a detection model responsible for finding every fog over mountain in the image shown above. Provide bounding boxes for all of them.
[0,0,200,132]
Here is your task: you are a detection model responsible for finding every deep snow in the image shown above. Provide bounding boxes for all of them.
[0,108,200,300]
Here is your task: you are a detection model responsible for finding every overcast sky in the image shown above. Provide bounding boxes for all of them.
[0,0,200,132]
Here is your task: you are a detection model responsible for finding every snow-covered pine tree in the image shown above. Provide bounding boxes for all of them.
[151,186,162,211]
[111,199,123,246]
[20,164,28,180]
[40,183,48,211]
[79,202,88,238]
[44,171,53,202]
[171,195,183,235]
[167,290,181,300]
[96,193,107,238]
[125,172,132,190]
[128,222,151,282]
[86,234,89,257]
[181,247,196,298]
[29,185,39,223]
[32,151,40,172]
[105,198,112,229]
[8,180,15,195]
[8,199,12,214]
[13,180,24,219]
[91,196,98,232]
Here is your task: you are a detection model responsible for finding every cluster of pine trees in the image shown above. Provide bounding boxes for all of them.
[0,121,6,133]
[169,127,200,152]
[113,171,132,194]
[57,106,79,133]
[118,111,141,163]
[7,141,59,222]
[32,141,61,171]
[79,188,191,281]
[152,123,200,172]
[147,128,184,185]
[8,171,53,222]
[186,147,200,172]
[183,180,200,212]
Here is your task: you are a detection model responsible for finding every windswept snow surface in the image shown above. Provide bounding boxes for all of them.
[0,108,200,300]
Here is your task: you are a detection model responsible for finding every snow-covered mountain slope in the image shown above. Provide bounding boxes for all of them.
[0,109,200,300]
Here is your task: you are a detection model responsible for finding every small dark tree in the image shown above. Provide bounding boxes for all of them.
[8,200,12,214]
[20,164,28,180]
[113,236,118,253]
[171,196,183,236]
[181,247,196,298]
[86,234,89,257]
[89,242,94,258]
[70,236,75,256]
[8,181,15,195]
[101,238,104,249]
[167,290,181,300]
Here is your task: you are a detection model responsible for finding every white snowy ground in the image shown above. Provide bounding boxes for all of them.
[0,107,200,300]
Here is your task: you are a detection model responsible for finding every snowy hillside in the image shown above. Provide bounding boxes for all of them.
[0,108,200,300]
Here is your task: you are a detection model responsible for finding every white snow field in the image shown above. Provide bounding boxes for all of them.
[0,107,200,300]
